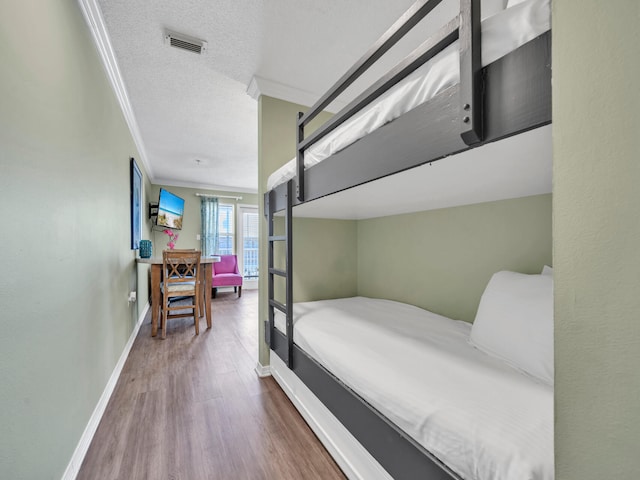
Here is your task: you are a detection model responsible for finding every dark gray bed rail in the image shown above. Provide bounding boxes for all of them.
[296,0,482,201]
[270,328,461,480]
[268,30,551,213]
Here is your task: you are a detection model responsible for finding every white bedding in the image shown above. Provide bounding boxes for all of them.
[267,0,551,191]
[274,297,553,480]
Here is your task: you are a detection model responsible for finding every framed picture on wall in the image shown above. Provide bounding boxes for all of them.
[130,157,142,250]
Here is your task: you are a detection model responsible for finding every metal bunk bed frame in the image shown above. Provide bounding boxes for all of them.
[265,0,551,477]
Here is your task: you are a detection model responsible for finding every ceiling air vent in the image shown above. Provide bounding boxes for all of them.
[164,31,207,54]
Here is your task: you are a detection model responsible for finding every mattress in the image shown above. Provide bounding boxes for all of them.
[274,297,553,480]
[267,0,551,191]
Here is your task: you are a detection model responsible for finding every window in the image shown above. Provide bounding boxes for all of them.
[217,203,234,255]
[241,209,259,278]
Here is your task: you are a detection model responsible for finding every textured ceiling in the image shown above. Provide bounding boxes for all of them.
[96,0,461,192]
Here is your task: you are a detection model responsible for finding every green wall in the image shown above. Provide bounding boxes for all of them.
[0,0,151,477]
[271,218,358,304]
[358,194,552,322]
[292,218,358,302]
[137,171,153,319]
[258,96,355,365]
[553,0,640,477]
[149,184,258,253]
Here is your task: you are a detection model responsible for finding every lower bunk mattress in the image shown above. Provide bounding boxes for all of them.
[274,296,553,480]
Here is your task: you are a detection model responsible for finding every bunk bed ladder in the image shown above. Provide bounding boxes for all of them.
[296,111,305,202]
[267,180,294,368]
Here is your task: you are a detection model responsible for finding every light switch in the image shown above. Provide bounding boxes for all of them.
[196,234,201,240]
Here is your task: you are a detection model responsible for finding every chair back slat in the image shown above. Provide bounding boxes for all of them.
[160,249,203,339]
[163,250,201,286]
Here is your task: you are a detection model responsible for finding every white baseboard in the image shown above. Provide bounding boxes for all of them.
[270,354,392,480]
[61,302,149,480]
[254,361,271,377]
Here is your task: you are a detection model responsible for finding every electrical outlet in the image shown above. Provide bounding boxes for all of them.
[128,291,137,303]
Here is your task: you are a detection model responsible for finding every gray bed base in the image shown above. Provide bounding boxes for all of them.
[268,327,460,479]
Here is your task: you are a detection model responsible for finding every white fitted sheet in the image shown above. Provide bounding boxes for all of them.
[274,297,553,480]
[267,0,551,191]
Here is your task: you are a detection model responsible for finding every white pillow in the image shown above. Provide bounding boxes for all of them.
[506,0,528,8]
[482,0,509,19]
[470,271,554,384]
[541,265,553,276]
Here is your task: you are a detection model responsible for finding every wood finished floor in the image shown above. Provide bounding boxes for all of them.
[78,290,345,480]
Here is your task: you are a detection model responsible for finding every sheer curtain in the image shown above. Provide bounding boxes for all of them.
[200,197,219,256]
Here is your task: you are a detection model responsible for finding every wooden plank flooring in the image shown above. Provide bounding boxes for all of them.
[78,290,346,480]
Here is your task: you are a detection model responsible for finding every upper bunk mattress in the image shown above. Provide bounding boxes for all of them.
[267,0,551,191]
[274,296,553,480]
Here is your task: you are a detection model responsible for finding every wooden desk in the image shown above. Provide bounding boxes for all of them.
[137,255,220,337]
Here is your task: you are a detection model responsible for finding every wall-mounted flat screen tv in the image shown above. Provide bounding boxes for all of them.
[156,188,185,230]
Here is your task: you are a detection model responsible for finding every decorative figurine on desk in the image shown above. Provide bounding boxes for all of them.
[139,239,152,258]
[163,229,179,249]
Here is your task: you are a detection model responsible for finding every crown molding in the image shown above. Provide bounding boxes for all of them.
[154,177,259,195]
[77,0,154,181]
[247,75,347,114]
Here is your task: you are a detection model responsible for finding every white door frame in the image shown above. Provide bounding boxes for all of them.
[236,204,259,290]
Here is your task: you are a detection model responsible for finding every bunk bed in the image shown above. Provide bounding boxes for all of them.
[272,296,553,480]
[264,0,552,478]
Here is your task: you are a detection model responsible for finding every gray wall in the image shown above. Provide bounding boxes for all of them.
[553,0,640,477]
[358,194,552,322]
[0,0,150,477]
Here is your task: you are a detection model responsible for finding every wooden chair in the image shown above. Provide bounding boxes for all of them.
[165,248,205,315]
[161,249,202,339]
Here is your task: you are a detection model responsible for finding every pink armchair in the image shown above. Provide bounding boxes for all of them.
[212,254,243,298]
